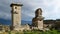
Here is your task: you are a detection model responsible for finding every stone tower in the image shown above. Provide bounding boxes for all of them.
[10,3,23,30]
[32,8,44,30]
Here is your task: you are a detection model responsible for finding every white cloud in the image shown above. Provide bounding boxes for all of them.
[21,0,60,20]
[0,0,60,21]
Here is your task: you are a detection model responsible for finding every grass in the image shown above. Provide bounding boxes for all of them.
[0,29,60,34]
[23,29,60,34]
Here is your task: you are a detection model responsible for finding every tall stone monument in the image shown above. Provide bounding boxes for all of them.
[32,8,44,30]
[10,3,23,30]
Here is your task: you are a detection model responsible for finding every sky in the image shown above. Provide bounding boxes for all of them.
[0,0,60,21]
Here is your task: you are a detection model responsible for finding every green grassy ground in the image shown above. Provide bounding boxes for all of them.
[0,29,60,34]
[23,30,60,34]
